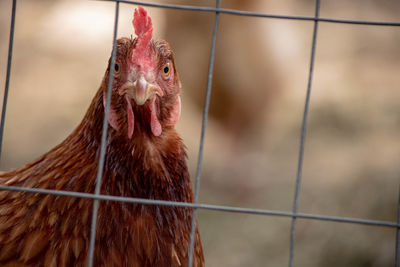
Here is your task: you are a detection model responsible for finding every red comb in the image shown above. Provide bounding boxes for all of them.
[133,6,153,38]
[132,6,153,63]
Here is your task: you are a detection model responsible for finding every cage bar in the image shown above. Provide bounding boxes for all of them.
[0,0,399,266]
[0,0,17,160]
[288,0,320,266]
[87,2,120,267]
[187,0,220,266]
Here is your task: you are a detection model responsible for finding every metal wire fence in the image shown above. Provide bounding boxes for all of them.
[1,0,400,266]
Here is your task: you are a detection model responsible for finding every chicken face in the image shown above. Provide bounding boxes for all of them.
[104,7,181,139]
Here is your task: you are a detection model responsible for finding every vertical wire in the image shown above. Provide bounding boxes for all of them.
[395,184,400,267]
[187,0,221,266]
[288,0,320,266]
[0,0,17,160]
[87,1,119,266]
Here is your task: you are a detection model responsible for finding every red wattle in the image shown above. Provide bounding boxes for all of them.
[150,99,162,136]
[103,93,119,131]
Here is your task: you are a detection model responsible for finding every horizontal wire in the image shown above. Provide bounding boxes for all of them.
[93,0,400,26]
[0,185,397,228]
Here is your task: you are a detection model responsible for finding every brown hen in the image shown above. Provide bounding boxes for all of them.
[0,6,203,267]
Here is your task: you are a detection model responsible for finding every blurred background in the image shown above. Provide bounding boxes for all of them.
[1,0,399,266]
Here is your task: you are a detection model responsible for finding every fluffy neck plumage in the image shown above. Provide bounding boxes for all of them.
[75,89,192,202]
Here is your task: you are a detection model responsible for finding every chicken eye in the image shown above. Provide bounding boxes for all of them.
[162,62,171,79]
[114,62,120,74]
[163,65,169,74]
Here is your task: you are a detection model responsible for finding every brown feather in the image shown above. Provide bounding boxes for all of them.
[20,230,48,262]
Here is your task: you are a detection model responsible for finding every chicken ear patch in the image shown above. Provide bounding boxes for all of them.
[165,95,181,127]
[125,95,135,139]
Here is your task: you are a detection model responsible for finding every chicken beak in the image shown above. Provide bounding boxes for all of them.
[120,75,163,106]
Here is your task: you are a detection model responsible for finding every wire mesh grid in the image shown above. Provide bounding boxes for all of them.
[1,0,400,266]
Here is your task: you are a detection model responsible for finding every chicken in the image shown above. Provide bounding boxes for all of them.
[0,6,203,267]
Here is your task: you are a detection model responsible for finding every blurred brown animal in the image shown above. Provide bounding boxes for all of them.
[164,0,281,139]
[0,7,203,267]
